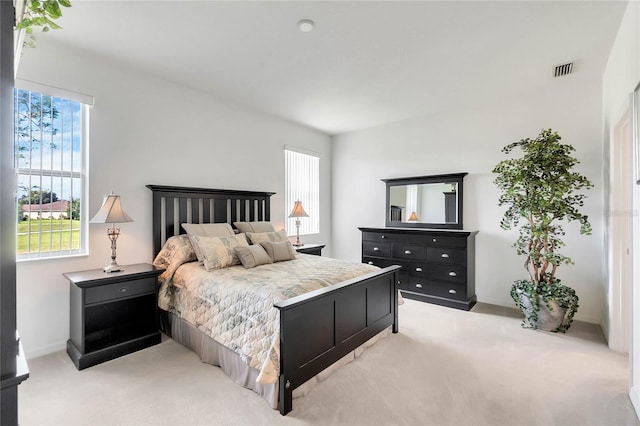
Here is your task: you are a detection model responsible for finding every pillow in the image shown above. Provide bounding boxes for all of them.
[181,223,235,263]
[246,230,289,245]
[181,222,235,237]
[190,234,249,271]
[152,235,197,283]
[234,221,276,234]
[234,245,273,269]
[260,240,297,263]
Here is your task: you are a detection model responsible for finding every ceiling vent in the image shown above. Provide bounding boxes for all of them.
[553,62,574,78]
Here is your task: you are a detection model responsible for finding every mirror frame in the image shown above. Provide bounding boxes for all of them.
[382,172,467,229]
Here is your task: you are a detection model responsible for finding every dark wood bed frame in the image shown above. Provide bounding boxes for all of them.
[147,185,400,415]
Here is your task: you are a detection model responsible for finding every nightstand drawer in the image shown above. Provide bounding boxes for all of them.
[85,277,156,305]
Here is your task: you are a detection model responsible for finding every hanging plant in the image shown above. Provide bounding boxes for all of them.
[15,0,72,48]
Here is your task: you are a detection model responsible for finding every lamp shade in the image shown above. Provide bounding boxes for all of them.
[288,200,309,218]
[90,194,133,224]
[408,211,419,221]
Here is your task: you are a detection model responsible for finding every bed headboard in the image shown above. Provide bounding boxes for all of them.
[146,185,276,256]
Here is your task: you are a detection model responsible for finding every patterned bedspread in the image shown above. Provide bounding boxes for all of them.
[157,253,380,384]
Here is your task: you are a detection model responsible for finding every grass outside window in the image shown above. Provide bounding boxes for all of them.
[17,219,80,254]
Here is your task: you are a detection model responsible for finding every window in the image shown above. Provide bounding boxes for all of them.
[14,84,90,259]
[285,147,319,236]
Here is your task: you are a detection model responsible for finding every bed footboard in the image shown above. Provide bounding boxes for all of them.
[274,265,401,415]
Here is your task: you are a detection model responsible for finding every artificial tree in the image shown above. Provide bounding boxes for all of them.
[492,129,593,332]
[15,0,71,48]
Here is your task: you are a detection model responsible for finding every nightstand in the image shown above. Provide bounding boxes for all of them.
[294,243,325,256]
[65,263,164,370]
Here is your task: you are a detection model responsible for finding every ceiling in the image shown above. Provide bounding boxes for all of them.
[42,1,627,135]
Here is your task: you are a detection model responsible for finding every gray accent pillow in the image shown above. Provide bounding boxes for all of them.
[260,241,297,263]
[234,221,276,234]
[234,245,273,269]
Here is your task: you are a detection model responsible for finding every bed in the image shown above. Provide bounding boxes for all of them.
[147,185,400,415]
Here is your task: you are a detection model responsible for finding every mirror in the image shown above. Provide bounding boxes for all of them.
[382,173,467,229]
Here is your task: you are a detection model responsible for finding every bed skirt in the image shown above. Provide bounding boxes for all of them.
[159,309,390,409]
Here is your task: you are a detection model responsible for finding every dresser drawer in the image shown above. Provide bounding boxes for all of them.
[406,277,466,301]
[85,277,157,305]
[426,235,467,248]
[427,247,466,265]
[407,262,429,277]
[392,244,426,260]
[426,264,466,283]
[363,241,391,257]
[363,257,405,269]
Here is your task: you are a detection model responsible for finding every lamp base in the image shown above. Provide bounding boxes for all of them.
[103,263,123,273]
[292,242,304,247]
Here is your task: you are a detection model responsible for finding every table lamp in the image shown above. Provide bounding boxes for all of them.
[288,200,308,246]
[90,193,133,273]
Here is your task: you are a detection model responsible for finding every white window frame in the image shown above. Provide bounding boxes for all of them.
[285,146,320,236]
[14,80,92,260]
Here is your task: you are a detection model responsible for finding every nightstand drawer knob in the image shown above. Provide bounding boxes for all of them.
[373,247,380,251]
[381,235,386,239]
[415,267,423,272]
[368,261,374,265]
[448,272,457,277]
[441,253,450,258]
[449,289,457,294]
[120,287,129,293]
[404,250,412,255]
[415,283,423,288]
[432,238,437,242]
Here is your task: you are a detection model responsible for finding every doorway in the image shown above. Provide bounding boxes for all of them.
[610,108,633,353]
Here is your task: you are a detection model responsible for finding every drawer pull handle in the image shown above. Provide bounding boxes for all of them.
[368,261,374,265]
[441,253,450,258]
[381,235,386,239]
[404,250,412,255]
[448,272,457,277]
[373,247,380,251]
[415,283,423,288]
[449,289,457,294]
[415,267,423,272]
[119,287,129,293]
[432,238,437,242]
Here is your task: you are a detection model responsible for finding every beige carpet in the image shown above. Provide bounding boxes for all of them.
[19,300,639,425]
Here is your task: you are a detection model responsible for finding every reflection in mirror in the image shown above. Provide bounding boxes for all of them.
[383,173,467,229]
[389,182,458,223]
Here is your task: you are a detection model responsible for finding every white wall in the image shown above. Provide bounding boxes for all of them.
[332,73,606,325]
[603,1,640,418]
[16,39,331,358]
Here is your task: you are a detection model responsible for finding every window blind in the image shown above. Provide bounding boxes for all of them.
[285,147,320,236]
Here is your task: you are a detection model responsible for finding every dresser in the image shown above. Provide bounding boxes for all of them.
[359,227,477,310]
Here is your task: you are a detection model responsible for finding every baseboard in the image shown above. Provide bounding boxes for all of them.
[630,386,640,421]
[25,341,66,360]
